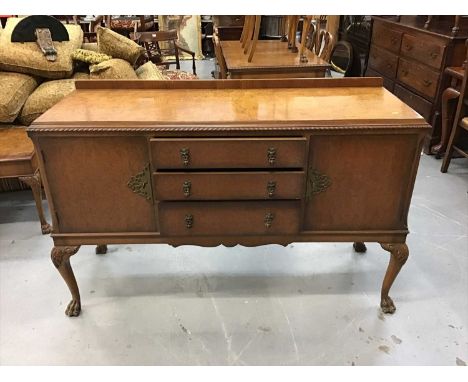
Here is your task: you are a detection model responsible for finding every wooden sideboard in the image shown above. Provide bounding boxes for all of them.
[27,78,429,317]
[365,16,468,154]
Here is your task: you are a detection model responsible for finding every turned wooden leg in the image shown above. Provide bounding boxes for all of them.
[95,244,108,254]
[51,246,81,317]
[379,243,409,314]
[353,242,367,253]
[18,170,52,234]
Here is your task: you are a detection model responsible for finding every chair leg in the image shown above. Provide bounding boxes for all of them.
[432,87,459,157]
[243,16,255,55]
[441,117,462,173]
[247,16,261,63]
[241,16,253,49]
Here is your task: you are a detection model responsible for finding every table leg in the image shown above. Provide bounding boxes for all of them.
[95,244,108,254]
[379,243,409,314]
[51,246,81,317]
[19,170,52,234]
[353,242,367,253]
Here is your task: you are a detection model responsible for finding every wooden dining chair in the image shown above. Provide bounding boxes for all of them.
[441,40,468,172]
[135,30,196,75]
[213,33,227,79]
[312,29,335,62]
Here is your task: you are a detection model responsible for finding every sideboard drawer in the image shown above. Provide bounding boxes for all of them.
[397,58,439,100]
[372,22,402,53]
[153,171,304,200]
[159,201,301,236]
[400,34,445,70]
[368,45,398,79]
[150,138,306,169]
[394,84,432,122]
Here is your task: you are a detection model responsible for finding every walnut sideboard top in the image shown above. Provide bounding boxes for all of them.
[27,78,430,316]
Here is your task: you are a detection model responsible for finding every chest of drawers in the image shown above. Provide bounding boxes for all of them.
[28,78,429,317]
[366,16,468,153]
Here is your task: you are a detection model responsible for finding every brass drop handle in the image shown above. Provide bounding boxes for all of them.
[183,180,191,197]
[401,69,408,76]
[430,51,438,59]
[264,212,274,228]
[267,181,276,198]
[185,214,193,229]
[267,147,277,165]
[423,79,432,87]
[180,148,190,166]
[404,44,412,50]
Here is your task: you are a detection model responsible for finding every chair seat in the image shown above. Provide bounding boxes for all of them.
[0,127,34,161]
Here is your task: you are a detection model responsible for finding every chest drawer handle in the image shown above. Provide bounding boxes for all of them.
[185,214,193,229]
[180,148,190,166]
[182,180,191,197]
[404,44,412,51]
[390,36,398,44]
[423,79,433,87]
[401,69,408,76]
[267,147,277,165]
[267,181,276,197]
[430,52,439,59]
[264,212,274,228]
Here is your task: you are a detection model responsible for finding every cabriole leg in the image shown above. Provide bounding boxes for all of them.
[379,243,409,314]
[51,246,81,317]
[18,170,52,234]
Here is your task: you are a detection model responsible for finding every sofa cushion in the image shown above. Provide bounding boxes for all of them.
[89,58,138,79]
[0,72,39,123]
[71,49,112,64]
[97,26,144,65]
[0,17,83,79]
[19,79,76,125]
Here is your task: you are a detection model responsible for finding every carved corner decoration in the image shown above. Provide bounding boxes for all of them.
[306,167,331,200]
[127,163,153,203]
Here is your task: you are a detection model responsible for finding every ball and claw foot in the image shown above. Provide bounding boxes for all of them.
[95,244,108,254]
[353,242,367,253]
[41,223,52,234]
[380,296,396,314]
[65,298,81,317]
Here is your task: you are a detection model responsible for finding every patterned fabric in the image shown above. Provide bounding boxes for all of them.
[161,69,198,80]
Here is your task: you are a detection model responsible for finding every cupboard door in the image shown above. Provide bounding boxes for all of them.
[304,134,422,231]
[40,136,156,233]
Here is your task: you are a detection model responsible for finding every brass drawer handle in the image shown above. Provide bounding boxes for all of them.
[423,79,433,87]
[180,148,190,166]
[267,147,276,165]
[390,36,398,44]
[185,214,193,229]
[182,180,191,197]
[404,43,412,50]
[267,181,276,197]
[264,212,274,228]
[430,51,439,59]
[401,69,408,76]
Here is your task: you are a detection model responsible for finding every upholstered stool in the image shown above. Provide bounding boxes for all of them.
[0,127,51,234]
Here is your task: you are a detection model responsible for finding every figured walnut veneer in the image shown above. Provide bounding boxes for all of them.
[28,78,430,317]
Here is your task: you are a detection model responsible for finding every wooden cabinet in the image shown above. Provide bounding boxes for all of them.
[366,16,468,153]
[28,78,429,317]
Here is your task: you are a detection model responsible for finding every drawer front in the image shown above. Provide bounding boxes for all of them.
[397,58,439,100]
[372,22,402,53]
[368,45,398,79]
[153,171,304,200]
[400,34,445,70]
[394,84,432,122]
[366,67,394,92]
[159,201,301,236]
[150,138,306,169]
